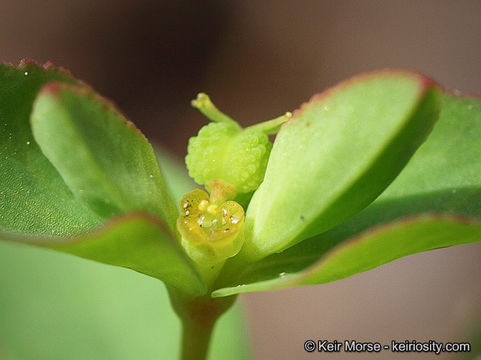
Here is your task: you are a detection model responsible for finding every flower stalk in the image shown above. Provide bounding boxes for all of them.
[169,290,237,360]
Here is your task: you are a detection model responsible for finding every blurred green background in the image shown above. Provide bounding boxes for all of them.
[0,241,249,359]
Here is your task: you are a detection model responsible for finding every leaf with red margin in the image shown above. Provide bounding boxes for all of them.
[1,212,206,296]
[0,60,101,235]
[30,82,179,234]
[213,215,481,296]
[0,61,205,295]
[241,71,441,261]
[212,93,481,297]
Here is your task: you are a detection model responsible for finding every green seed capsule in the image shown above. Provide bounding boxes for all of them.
[186,123,272,193]
[177,188,245,265]
[185,93,291,194]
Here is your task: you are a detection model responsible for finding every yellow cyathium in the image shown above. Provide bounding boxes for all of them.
[177,188,245,265]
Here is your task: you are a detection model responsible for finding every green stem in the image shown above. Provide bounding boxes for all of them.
[169,289,237,360]
[180,311,216,360]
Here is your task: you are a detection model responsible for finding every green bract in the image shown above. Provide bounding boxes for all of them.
[31,83,178,231]
[241,72,440,260]
[1,60,480,360]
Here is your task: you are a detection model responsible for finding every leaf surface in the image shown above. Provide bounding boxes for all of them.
[213,93,481,296]
[31,83,178,233]
[213,216,481,297]
[0,61,203,294]
[1,213,205,296]
[0,61,101,236]
[242,71,441,260]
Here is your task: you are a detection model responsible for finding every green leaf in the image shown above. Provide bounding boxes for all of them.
[30,83,178,233]
[0,60,101,236]
[213,215,481,297]
[1,213,206,296]
[375,93,481,209]
[0,61,201,295]
[241,71,441,261]
[213,93,481,296]
[0,240,250,359]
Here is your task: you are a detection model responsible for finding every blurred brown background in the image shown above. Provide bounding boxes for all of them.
[2,0,481,359]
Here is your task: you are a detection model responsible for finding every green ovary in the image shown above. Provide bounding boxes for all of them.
[185,123,272,194]
[177,188,245,265]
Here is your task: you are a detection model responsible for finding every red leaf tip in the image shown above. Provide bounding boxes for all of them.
[41,82,62,95]
[290,69,439,122]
